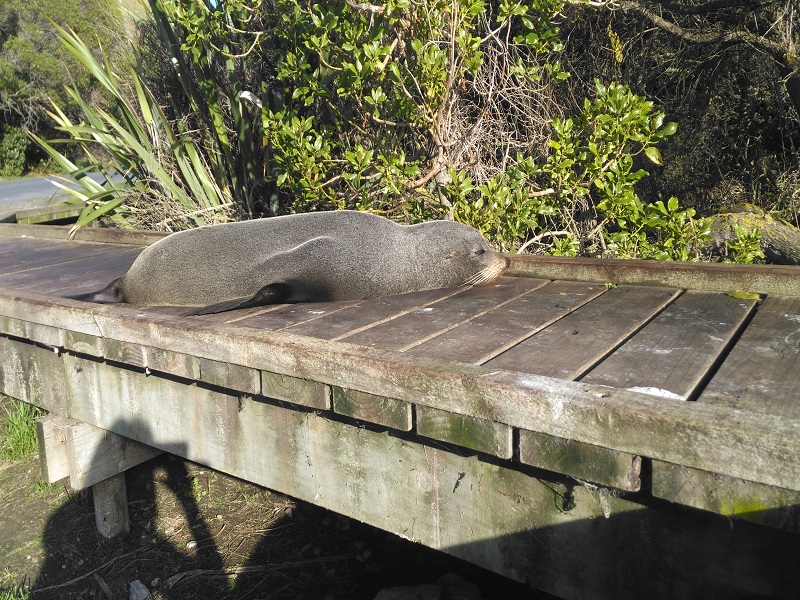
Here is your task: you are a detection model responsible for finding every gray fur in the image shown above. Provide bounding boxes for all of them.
[74,211,508,313]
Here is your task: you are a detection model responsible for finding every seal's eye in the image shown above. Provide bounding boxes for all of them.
[474,248,486,255]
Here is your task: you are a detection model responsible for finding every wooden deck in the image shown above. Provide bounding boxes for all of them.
[0,223,799,599]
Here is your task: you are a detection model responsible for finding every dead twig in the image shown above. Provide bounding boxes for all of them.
[166,553,358,588]
[31,549,139,595]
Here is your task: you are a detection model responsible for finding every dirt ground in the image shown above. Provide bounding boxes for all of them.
[0,444,541,599]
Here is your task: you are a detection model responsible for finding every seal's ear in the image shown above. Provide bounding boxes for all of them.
[68,278,125,304]
[182,282,291,316]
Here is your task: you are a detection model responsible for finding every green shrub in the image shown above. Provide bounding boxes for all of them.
[0,125,28,177]
[36,0,715,261]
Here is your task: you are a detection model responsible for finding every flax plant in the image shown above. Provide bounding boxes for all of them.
[32,21,239,233]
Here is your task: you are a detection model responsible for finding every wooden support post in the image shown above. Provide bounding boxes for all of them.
[35,414,161,538]
[93,474,130,538]
[65,420,161,490]
[37,415,70,484]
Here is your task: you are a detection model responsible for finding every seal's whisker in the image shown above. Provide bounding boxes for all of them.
[463,260,505,287]
[463,272,482,287]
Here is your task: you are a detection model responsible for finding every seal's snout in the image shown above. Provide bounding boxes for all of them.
[463,250,508,286]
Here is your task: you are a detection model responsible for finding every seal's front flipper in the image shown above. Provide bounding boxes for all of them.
[183,282,291,316]
[68,278,125,304]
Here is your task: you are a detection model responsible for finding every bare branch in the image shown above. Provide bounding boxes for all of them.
[345,0,385,15]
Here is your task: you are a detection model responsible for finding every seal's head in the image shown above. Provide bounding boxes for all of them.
[407,220,509,289]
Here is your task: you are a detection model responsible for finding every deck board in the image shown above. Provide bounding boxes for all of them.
[484,285,681,379]
[214,299,364,330]
[284,287,467,340]
[340,277,545,351]
[0,238,132,273]
[405,280,606,364]
[698,296,800,417]
[0,249,141,293]
[580,291,758,400]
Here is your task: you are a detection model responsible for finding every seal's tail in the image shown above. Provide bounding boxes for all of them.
[68,278,125,304]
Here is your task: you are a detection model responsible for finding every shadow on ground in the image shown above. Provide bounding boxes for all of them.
[12,423,536,600]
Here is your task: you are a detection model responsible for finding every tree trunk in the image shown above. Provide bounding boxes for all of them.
[711,206,800,265]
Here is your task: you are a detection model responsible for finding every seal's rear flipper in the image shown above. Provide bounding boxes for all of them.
[68,278,125,304]
[182,282,291,316]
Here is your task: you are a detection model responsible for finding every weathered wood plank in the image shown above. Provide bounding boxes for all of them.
[485,286,680,379]
[416,406,512,458]
[15,201,83,224]
[63,330,105,356]
[0,335,66,412]
[581,291,757,400]
[652,460,800,534]
[195,357,260,394]
[182,303,289,326]
[508,254,800,297]
[332,387,412,431]
[1,291,798,492]
[4,251,141,296]
[343,278,544,351]
[406,280,605,364]
[37,415,71,484]
[698,296,800,417]
[285,287,465,340]
[0,222,167,245]
[519,430,641,491]
[261,371,330,409]
[224,300,362,330]
[46,268,131,298]
[0,249,140,291]
[0,315,62,347]
[104,338,147,368]
[38,352,800,599]
[0,242,133,275]
[0,245,93,274]
[65,420,161,490]
[144,346,199,379]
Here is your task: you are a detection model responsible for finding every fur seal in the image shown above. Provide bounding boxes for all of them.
[72,210,508,315]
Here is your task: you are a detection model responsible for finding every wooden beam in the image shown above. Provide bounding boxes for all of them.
[519,430,641,492]
[0,335,67,413]
[0,293,798,493]
[14,202,82,225]
[64,420,161,490]
[195,357,260,394]
[508,254,800,297]
[30,352,800,598]
[416,405,512,459]
[262,371,330,410]
[652,460,800,534]
[332,387,412,430]
[0,315,62,348]
[0,223,167,245]
[37,415,70,483]
[35,414,159,540]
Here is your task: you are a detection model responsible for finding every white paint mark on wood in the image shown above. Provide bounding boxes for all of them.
[627,387,684,401]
